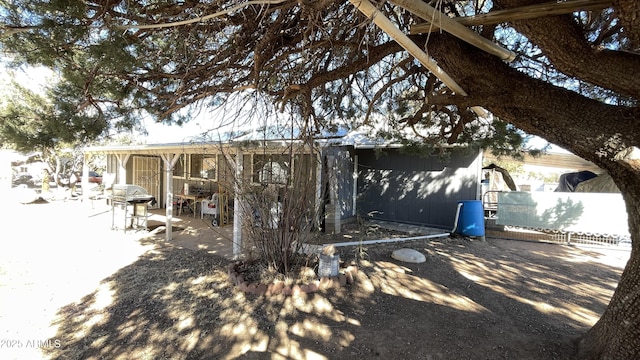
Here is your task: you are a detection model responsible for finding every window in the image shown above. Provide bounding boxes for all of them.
[260,161,288,184]
[253,154,290,185]
[203,155,217,180]
[173,155,186,177]
[172,154,217,180]
[190,154,217,180]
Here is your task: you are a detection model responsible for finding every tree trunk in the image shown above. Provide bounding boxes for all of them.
[577,181,640,359]
[425,32,640,359]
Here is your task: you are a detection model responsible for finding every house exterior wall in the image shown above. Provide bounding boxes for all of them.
[239,149,319,224]
[356,148,482,229]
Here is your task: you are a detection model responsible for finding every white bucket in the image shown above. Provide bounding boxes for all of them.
[318,254,340,277]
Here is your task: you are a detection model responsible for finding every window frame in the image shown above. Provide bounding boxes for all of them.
[190,154,218,181]
[172,154,187,178]
[251,153,293,186]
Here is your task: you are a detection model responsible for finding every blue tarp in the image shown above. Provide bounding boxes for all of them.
[554,171,597,192]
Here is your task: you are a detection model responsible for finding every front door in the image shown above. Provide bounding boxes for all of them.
[133,156,161,208]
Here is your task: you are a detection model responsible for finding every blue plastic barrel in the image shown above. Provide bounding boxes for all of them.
[456,200,485,237]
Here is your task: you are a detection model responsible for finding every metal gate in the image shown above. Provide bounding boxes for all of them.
[133,156,161,208]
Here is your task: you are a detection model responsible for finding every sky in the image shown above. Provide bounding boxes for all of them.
[0,62,220,144]
[137,100,291,144]
[141,118,212,144]
[0,63,55,93]
[1,62,571,153]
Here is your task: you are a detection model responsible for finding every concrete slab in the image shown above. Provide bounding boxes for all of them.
[368,219,450,236]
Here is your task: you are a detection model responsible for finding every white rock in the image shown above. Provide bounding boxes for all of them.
[391,248,426,263]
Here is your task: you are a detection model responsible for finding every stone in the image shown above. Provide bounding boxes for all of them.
[307,281,319,293]
[268,281,283,295]
[322,244,337,256]
[346,265,358,274]
[338,274,347,287]
[247,283,258,294]
[391,248,427,263]
[235,274,244,286]
[257,283,267,295]
[319,276,332,290]
[298,266,316,278]
[11,187,39,204]
[345,271,354,284]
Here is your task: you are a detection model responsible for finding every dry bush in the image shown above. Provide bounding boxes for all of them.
[238,144,319,277]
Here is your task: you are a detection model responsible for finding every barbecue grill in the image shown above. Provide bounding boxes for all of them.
[111,184,156,203]
[110,184,156,231]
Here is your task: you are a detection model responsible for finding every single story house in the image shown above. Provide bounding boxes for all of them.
[82,128,483,257]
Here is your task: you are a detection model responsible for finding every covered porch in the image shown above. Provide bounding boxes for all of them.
[82,139,324,259]
[82,141,243,256]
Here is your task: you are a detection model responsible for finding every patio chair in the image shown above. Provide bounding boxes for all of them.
[201,193,219,226]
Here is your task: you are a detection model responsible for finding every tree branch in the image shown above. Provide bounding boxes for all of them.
[364,57,415,124]
[0,25,37,37]
[497,0,640,99]
[114,0,291,31]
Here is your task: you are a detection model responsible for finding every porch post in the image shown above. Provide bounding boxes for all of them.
[233,147,243,259]
[315,151,323,228]
[353,154,358,216]
[325,155,341,234]
[476,148,484,200]
[161,153,181,241]
[116,154,131,184]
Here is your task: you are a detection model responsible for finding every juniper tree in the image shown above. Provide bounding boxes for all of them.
[1,1,639,358]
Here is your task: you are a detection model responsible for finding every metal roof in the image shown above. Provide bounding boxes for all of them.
[84,125,466,154]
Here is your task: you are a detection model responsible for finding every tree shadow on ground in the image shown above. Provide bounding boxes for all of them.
[44,238,359,360]
[338,237,624,359]
[43,236,625,360]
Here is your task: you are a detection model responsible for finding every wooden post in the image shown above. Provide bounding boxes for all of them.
[232,147,243,259]
[325,155,341,234]
[390,0,516,61]
[353,154,358,216]
[161,153,181,241]
[348,0,487,117]
[116,154,131,184]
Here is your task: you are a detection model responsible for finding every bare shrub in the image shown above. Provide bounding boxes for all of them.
[237,141,319,276]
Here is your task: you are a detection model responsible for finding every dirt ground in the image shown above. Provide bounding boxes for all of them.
[0,196,631,360]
